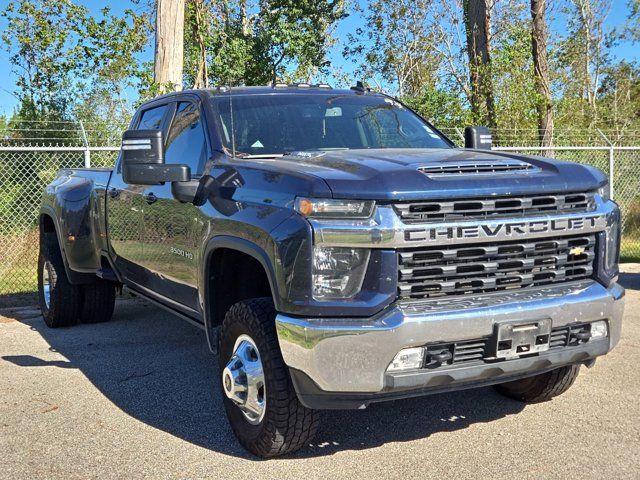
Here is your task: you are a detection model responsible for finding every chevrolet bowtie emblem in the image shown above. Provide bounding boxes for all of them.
[569,246,586,256]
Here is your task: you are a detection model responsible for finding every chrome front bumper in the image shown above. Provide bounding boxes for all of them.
[276,280,624,405]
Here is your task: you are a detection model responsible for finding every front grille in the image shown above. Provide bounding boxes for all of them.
[549,323,591,349]
[418,160,534,176]
[423,322,593,368]
[398,234,596,300]
[425,339,489,368]
[394,191,596,223]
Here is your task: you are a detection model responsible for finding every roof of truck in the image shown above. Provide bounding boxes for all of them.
[205,85,374,96]
[139,85,380,107]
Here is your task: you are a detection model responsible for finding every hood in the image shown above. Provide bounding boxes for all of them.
[273,148,607,201]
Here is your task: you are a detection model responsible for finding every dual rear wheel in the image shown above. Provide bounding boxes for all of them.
[38,232,116,328]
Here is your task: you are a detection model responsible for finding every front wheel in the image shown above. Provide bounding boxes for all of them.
[494,364,581,403]
[218,298,320,458]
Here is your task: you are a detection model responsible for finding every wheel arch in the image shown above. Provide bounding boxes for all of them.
[201,236,281,352]
[39,208,96,285]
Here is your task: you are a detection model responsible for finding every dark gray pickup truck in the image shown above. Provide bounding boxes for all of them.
[38,85,624,457]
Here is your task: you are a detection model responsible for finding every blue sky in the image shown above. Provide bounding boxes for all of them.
[0,0,637,116]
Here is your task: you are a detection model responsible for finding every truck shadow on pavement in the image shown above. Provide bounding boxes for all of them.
[619,271,640,291]
[2,299,529,460]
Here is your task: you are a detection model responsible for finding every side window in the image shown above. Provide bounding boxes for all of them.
[137,104,168,130]
[164,102,206,176]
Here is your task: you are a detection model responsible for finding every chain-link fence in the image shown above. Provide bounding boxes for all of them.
[1,126,639,296]
[0,147,119,296]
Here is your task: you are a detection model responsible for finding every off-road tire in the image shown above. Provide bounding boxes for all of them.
[38,232,82,328]
[219,298,320,458]
[494,365,581,403]
[80,280,116,323]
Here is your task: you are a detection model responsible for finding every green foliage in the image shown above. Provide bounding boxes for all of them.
[402,86,471,130]
[343,0,441,97]
[490,21,538,132]
[625,0,640,41]
[180,0,346,89]
[1,0,150,122]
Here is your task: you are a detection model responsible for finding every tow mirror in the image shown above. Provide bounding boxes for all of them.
[121,129,190,185]
[464,126,492,150]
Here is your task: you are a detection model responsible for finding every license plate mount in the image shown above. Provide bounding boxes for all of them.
[494,318,552,360]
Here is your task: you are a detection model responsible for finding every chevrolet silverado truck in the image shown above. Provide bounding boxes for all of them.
[38,85,624,457]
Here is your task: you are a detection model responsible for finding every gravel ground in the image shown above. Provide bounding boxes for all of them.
[1,268,639,480]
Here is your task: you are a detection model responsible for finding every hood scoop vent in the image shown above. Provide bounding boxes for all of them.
[418,160,537,176]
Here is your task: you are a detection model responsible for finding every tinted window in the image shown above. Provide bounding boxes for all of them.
[137,104,168,130]
[164,102,206,175]
[213,94,450,156]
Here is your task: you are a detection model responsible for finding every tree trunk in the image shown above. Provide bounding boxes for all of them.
[240,0,250,36]
[531,0,553,147]
[155,0,185,92]
[463,0,496,129]
[191,0,208,89]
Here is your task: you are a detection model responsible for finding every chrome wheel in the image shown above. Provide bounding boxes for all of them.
[41,261,52,309]
[222,334,266,425]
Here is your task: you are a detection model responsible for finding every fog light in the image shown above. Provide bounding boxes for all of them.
[590,320,608,339]
[387,347,425,372]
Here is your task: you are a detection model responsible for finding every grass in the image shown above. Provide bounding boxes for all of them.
[0,229,39,296]
[621,238,640,263]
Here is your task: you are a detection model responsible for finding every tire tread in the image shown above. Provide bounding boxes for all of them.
[494,364,581,403]
[220,298,320,457]
[39,232,82,328]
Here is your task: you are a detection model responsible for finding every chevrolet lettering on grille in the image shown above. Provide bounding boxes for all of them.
[406,216,600,242]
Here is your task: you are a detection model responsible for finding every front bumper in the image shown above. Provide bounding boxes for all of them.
[276,280,625,409]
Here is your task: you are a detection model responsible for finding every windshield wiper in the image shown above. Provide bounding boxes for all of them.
[236,153,284,159]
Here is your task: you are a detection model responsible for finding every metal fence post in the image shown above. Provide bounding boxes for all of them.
[78,120,91,168]
[597,128,614,200]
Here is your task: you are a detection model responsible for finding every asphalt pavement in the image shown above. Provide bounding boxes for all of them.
[1,267,639,479]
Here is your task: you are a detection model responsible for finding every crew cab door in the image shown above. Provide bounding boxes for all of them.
[137,99,209,310]
[107,103,171,284]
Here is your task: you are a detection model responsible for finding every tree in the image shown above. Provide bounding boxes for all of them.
[154,0,185,92]
[189,0,209,88]
[182,0,345,88]
[252,0,347,84]
[2,0,90,119]
[558,0,612,127]
[1,0,149,140]
[463,0,496,128]
[531,0,553,146]
[343,0,442,97]
[625,0,639,41]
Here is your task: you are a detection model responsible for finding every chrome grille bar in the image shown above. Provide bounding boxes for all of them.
[398,234,597,300]
[394,191,596,223]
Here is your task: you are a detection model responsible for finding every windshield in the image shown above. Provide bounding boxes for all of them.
[212,93,451,157]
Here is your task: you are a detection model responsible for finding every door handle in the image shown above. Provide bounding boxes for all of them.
[144,192,158,204]
[108,188,120,199]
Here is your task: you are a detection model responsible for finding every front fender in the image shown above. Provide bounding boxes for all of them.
[200,235,282,352]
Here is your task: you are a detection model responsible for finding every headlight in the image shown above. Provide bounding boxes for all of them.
[295,198,375,219]
[597,182,611,202]
[312,247,370,300]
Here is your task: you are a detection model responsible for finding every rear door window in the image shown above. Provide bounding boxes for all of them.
[137,104,168,130]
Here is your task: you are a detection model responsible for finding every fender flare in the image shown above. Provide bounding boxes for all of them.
[200,235,281,353]
[39,207,72,280]
[39,206,97,285]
